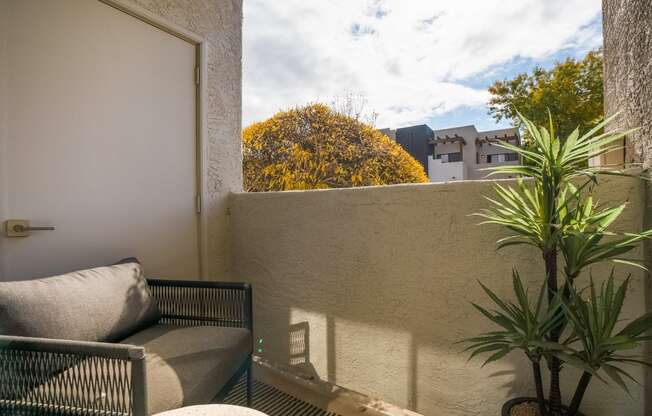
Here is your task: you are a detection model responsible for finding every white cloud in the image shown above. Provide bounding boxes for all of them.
[243,0,602,128]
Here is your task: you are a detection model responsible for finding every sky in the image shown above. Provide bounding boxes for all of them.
[243,0,603,132]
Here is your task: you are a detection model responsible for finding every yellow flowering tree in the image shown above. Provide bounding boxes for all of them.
[243,104,429,191]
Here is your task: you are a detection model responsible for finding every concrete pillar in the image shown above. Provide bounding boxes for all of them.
[602,0,652,166]
[602,2,652,413]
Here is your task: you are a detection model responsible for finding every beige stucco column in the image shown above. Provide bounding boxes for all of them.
[601,0,652,167]
[602,0,652,412]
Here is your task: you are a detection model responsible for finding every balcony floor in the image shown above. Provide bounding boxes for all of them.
[215,358,422,416]
[220,376,340,416]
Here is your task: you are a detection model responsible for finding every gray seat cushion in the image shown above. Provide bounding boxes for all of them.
[0,262,160,342]
[120,324,252,415]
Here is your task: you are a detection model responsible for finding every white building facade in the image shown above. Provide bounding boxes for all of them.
[429,125,520,182]
[382,125,520,182]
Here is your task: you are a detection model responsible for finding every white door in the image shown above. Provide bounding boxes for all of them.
[0,0,201,280]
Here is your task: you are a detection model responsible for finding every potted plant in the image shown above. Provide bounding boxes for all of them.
[463,113,652,416]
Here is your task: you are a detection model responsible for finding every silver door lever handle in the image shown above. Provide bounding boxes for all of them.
[5,220,55,237]
[13,225,55,232]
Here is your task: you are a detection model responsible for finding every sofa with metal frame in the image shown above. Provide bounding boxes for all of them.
[0,278,253,416]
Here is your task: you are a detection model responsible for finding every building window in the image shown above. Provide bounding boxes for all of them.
[487,153,518,163]
[505,152,519,162]
[448,152,463,162]
[436,152,462,163]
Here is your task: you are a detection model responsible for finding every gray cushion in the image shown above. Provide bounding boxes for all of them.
[0,262,160,342]
[120,324,252,414]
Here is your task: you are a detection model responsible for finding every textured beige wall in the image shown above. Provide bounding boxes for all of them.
[122,0,244,279]
[602,3,652,413]
[602,0,652,167]
[231,178,647,416]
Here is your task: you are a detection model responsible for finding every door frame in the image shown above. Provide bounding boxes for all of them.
[98,0,210,279]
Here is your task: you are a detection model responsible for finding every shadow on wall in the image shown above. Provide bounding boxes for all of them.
[249,266,536,414]
[288,321,319,381]
[231,178,647,416]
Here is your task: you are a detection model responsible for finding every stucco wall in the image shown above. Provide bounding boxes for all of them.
[230,178,647,416]
[602,4,652,413]
[123,0,243,279]
[603,0,652,167]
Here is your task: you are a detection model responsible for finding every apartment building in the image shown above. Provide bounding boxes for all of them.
[380,124,520,182]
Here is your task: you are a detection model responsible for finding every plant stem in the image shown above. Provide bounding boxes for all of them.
[532,360,548,416]
[568,372,592,416]
[547,358,562,416]
[561,272,579,303]
[543,248,563,415]
[543,248,558,304]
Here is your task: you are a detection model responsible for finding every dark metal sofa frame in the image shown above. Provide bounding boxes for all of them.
[0,279,253,416]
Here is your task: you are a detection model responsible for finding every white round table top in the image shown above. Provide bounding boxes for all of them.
[154,405,269,416]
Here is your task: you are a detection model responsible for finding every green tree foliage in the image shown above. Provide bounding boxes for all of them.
[243,104,429,192]
[488,50,603,140]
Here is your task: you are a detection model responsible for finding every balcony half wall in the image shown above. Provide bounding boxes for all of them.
[229,177,648,416]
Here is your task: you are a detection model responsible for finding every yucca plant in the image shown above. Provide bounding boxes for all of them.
[465,112,652,416]
[558,274,652,415]
[463,271,565,413]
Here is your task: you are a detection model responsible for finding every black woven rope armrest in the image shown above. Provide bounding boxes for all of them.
[0,335,148,416]
[146,279,253,331]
